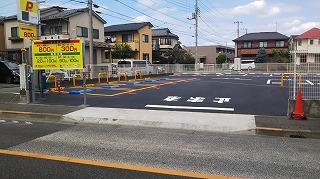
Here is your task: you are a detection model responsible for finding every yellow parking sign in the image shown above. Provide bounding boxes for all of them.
[19,25,37,39]
[32,38,84,69]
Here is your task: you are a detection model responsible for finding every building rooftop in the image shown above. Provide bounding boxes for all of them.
[104,22,153,33]
[296,27,320,39]
[152,28,179,39]
[233,32,289,42]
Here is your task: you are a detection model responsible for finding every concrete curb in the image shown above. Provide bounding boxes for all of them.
[0,110,63,122]
[256,127,320,139]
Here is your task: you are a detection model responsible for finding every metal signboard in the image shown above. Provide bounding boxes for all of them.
[17,0,38,25]
[19,24,37,39]
[32,38,84,69]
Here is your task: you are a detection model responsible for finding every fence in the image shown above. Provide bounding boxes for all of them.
[289,51,320,100]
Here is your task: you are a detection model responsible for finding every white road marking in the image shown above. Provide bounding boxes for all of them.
[182,73,188,75]
[26,122,33,124]
[270,74,273,76]
[239,73,245,75]
[145,105,234,111]
[263,73,269,75]
[306,80,314,85]
[272,82,281,85]
[0,120,6,123]
[12,121,19,123]
[267,79,271,84]
[249,73,255,75]
[242,74,247,76]
[225,73,231,75]
[203,73,209,75]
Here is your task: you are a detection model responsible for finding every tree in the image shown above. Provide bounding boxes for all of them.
[271,49,290,63]
[255,48,269,63]
[216,54,227,64]
[163,48,195,64]
[112,43,133,59]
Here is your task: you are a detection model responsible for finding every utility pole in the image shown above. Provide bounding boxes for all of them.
[88,0,93,78]
[195,0,198,69]
[234,21,242,37]
[241,28,248,34]
[188,0,199,70]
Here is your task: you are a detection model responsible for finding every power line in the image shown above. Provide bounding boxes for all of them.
[203,0,234,23]
[0,2,15,9]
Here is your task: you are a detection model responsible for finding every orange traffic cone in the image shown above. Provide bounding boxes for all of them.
[290,89,307,120]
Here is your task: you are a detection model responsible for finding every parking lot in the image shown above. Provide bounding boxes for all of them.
[32,72,314,116]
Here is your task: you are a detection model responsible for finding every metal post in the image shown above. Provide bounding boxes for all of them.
[88,0,93,79]
[195,0,198,70]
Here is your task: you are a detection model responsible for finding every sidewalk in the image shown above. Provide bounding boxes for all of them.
[0,102,319,139]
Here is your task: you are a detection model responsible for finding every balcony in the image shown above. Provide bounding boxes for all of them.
[110,41,140,51]
[41,34,70,40]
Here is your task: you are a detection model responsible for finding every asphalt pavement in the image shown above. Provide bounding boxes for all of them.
[0,73,319,139]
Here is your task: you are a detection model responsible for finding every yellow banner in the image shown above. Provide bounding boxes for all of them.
[20,0,37,13]
[32,39,84,69]
[19,25,37,39]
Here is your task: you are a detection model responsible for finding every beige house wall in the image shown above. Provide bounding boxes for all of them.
[187,46,220,64]
[137,25,152,62]
[0,24,5,51]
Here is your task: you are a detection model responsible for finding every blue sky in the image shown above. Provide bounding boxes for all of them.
[1,0,320,47]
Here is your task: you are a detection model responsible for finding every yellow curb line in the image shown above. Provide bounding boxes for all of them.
[256,127,283,131]
[0,110,32,115]
[0,149,245,179]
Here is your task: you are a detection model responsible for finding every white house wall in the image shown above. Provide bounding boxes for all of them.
[69,13,105,42]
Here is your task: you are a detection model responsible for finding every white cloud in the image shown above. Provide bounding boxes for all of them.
[284,20,302,27]
[313,0,320,8]
[137,0,160,8]
[231,0,280,18]
[133,15,150,22]
[286,22,320,34]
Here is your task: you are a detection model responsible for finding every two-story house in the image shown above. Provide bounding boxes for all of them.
[104,22,153,63]
[0,16,5,59]
[233,32,289,59]
[2,6,110,66]
[152,28,180,63]
[186,45,235,64]
[291,27,320,63]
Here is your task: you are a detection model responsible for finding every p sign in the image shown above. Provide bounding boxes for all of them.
[17,0,38,24]
[19,25,37,39]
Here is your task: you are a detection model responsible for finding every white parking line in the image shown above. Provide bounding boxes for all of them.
[0,120,6,123]
[145,105,235,111]
[267,79,271,84]
[270,74,273,76]
[12,121,19,123]
[243,74,247,76]
[26,122,33,124]
[306,80,314,85]
[249,73,255,75]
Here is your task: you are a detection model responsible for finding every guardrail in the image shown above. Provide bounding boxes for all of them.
[72,74,83,86]
[46,75,57,88]
[134,70,142,81]
[98,72,108,83]
[117,72,127,81]
[281,73,302,87]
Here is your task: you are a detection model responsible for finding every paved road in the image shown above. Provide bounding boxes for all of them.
[1,118,319,179]
[38,73,290,116]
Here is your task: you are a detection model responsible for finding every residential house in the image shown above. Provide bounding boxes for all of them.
[104,22,153,63]
[152,28,180,63]
[290,27,320,63]
[233,32,289,59]
[185,45,235,64]
[0,16,5,59]
[2,6,110,66]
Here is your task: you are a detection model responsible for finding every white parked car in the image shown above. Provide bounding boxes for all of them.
[229,60,255,70]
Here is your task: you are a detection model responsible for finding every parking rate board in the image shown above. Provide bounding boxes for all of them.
[32,39,83,69]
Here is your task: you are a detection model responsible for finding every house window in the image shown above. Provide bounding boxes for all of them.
[49,26,62,35]
[93,29,99,39]
[276,41,285,47]
[143,53,149,61]
[142,34,148,42]
[160,38,171,45]
[298,40,302,46]
[122,34,132,42]
[11,27,19,37]
[310,39,314,45]
[76,26,88,37]
[300,54,307,63]
[243,42,251,48]
[259,41,267,47]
